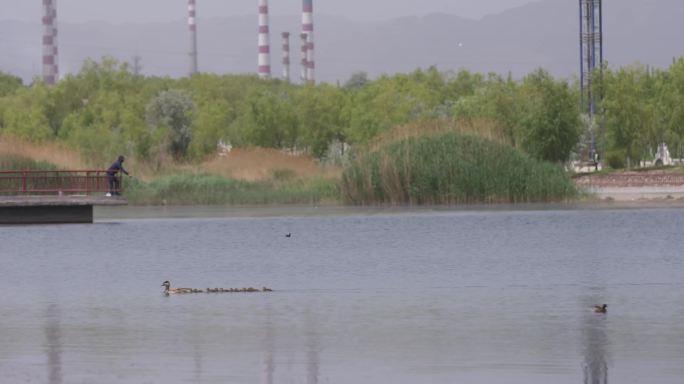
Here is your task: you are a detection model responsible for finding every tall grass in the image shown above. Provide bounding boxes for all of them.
[0,138,340,205]
[0,154,59,171]
[341,132,577,205]
[200,147,339,181]
[0,138,87,170]
[125,174,340,205]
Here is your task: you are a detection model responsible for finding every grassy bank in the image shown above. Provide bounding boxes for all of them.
[0,140,341,205]
[125,174,339,205]
[0,150,339,205]
[341,132,577,205]
[2,137,576,206]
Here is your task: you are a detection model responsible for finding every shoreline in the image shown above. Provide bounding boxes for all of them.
[574,169,684,204]
[582,186,684,203]
[94,194,684,220]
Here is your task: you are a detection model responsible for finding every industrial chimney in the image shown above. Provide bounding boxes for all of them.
[258,0,271,79]
[281,32,291,82]
[42,0,59,85]
[306,33,315,85]
[301,0,315,84]
[300,33,308,83]
[188,0,198,76]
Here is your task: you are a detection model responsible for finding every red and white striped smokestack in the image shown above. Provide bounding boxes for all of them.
[281,32,291,82]
[300,33,308,83]
[257,0,271,79]
[301,0,315,84]
[42,0,59,85]
[188,0,198,76]
[305,33,315,85]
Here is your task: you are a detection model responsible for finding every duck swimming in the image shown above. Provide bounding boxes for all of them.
[593,304,608,313]
[164,281,274,294]
[162,281,202,294]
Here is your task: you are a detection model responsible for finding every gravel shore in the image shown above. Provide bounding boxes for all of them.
[575,170,684,202]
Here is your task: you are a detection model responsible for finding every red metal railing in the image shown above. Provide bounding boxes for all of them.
[0,170,123,195]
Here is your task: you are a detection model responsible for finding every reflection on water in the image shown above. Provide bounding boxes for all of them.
[581,295,610,384]
[262,305,274,384]
[193,333,203,384]
[305,310,319,384]
[44,304,62,384]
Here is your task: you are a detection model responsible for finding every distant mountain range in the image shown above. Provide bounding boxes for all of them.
[1,0,682,84]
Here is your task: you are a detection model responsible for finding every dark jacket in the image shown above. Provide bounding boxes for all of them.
[107,160,128,176]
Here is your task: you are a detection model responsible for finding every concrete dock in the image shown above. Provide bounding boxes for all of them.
[0,195,127,224]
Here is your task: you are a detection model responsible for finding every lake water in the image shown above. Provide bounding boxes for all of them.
[1,206,683,384]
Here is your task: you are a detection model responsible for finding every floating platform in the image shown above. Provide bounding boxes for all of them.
[0,195,127,224]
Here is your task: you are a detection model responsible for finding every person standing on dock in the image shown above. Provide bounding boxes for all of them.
[107,155,129,196]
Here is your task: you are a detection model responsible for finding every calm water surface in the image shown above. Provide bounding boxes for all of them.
[1,207,683,383]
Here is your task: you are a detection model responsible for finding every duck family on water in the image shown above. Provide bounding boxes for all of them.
[161,281,272,295]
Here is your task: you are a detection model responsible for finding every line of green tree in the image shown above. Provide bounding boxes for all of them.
[2,57,684,170]
[595,61,684,168]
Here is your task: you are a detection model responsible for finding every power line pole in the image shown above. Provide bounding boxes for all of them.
[579,0,603,167]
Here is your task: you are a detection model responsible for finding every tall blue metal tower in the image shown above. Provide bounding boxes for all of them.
[580,0,603,161]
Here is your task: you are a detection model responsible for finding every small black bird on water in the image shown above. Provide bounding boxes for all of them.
[593,304,608,313]
[285,233,292,238]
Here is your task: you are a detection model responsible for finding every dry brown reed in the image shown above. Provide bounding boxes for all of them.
[0,137,88,169]
[198,147,341,181]
[367,118,508,153]
[0,137,339,185]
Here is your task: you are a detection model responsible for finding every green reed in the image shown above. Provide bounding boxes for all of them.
[124,174,340,206]
[341,132,577,205]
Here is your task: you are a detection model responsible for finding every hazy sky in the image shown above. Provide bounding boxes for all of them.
[0,0,535,23]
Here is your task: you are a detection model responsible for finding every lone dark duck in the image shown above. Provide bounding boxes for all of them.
[593,304,608,313]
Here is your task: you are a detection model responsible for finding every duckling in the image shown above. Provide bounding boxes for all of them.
[262,287,273,292]
[161,280,195,294]
[593,304,608,313]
